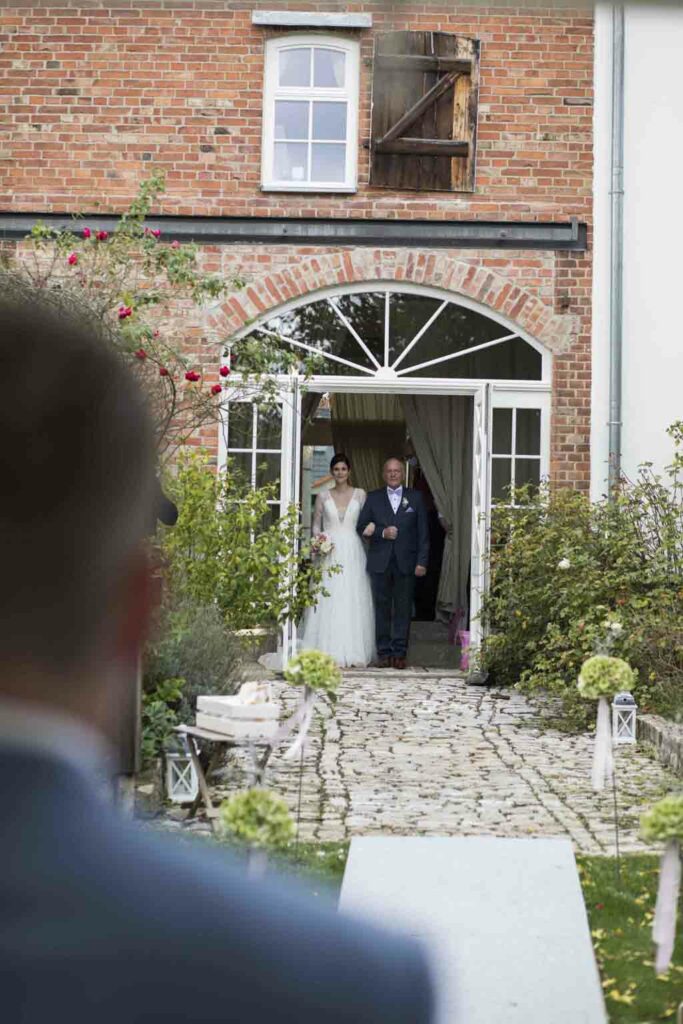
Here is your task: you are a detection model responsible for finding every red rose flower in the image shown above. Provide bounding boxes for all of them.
[152,229,161,239]
[170,240,180,249]
[134,348,147,360]
[211,384,222,395]
[159,367,169,377]
[82,227,91,239]
[118,305,133,320]
[219,365,230,377]
[152,329,160,338]
[96,230,108,241]
[184,370,201,382]
[67,252,78,266]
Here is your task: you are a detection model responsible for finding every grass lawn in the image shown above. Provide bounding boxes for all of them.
[578,854,682,1023]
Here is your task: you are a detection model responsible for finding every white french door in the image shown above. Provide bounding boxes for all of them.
[469,384,491,648]
[469,385,551,650]
[219,379,302,665]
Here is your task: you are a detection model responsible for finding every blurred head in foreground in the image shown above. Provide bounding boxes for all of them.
[0,283,157,740]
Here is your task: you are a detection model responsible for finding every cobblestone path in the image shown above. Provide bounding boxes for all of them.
[209,670,676,856]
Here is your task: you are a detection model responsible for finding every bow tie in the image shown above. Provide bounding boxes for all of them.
[388,487,402,494]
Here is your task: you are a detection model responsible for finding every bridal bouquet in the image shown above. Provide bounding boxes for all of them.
[310,533,334,557]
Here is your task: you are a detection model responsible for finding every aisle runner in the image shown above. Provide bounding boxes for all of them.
[339,836,606,1024]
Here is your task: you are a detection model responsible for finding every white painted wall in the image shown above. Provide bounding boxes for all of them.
[591,3,683,498]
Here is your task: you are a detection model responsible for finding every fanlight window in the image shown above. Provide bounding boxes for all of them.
[242,289,543,380]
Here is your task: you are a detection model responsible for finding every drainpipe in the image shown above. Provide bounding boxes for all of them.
[608,4,625,494]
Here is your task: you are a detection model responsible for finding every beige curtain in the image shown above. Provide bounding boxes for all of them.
[330,393,405,494]
[402,395,473,618]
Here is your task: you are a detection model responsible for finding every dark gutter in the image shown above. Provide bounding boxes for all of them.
[0,213,587,251]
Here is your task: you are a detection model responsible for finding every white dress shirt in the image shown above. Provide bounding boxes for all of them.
[387,485,403,514]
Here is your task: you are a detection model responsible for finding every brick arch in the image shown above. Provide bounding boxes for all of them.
[207,250,576,354]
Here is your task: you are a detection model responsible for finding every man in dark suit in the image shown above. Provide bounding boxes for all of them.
[357,458,429,669]
[0,290,434,1023]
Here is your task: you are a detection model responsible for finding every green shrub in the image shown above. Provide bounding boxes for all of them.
[140,677,185,767]
[218,789,295,851]
[482,423,683,727]
[161,451,336,631]
[143,598,243,726]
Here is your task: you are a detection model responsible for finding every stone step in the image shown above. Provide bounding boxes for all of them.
[339,836,606,1024]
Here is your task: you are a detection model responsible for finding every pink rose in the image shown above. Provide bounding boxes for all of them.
[118,305,132,320]
[219,365,230,377]
[211,384,222,395]
[134,348,147,360]
[152,229,161,238]
[159,367,169,377]
[67,252,78,266]
[96,230,108,242]
[170,240,180,249]
[184,370,201,382]
[82,227,91,239]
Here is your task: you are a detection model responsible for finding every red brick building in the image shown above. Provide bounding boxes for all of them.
[1,1,594,642]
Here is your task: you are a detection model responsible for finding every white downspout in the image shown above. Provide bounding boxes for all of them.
[607,4,625,493]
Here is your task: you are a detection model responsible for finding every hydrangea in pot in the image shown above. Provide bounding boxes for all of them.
[219,788,295,878]
[577,655,636,791]
[641,794,683,975]
[280,649,342,761]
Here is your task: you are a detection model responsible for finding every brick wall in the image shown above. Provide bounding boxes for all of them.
[0,1,594,487]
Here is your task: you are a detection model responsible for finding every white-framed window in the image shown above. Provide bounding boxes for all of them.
[261,35,359,193]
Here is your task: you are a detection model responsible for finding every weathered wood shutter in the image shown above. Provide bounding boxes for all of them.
[370,31,480,192]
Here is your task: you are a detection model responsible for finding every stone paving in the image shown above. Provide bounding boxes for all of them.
[200,670,677,856]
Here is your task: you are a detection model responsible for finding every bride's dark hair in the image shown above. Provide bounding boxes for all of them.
[330,452,351,471]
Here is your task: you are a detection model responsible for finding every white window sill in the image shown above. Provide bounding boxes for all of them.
[261,183,358,194]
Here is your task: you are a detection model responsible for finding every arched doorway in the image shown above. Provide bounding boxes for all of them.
[220,283,551,662]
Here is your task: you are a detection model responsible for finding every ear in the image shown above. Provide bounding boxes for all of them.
[115,546,160,666]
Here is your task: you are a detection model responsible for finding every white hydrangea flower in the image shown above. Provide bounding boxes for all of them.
[557,557,571,570]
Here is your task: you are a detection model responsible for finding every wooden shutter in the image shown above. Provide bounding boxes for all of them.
[369,31,480,192]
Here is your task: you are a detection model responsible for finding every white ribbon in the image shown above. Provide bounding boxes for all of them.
[282,688,316,761]
[591,696,614,792]
[653,839,681,975]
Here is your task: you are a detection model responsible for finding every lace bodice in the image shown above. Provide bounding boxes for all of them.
[312,488,366,535]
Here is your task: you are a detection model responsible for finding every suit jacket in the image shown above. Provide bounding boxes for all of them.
[0,749,434,1023]
[357,487,429,575]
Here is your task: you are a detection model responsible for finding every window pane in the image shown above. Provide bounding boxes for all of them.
[274,100,309,140]
[403,336,543,380]
[333,292,385,366]
[256,299,375,374]
[516,408,541,456]
[274,142,308,182]
[279,47,310,87]
[256,403,282,450]
[227,403,253,449]
[256,453,281,489]
[314,48,345,87]
[259,505,281,533]
[514,459,541,495]
[491,458,513,503]
[227,451,253,486]
[492,408,513,455]
[389,293,442,364]
[312,101,347,141]
[311,143,346,182]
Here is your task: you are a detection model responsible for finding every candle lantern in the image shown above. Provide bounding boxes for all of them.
[165,749,199,803]
[612,691,637,744]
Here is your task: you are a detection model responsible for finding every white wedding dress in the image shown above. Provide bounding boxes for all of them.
[299,488,376,668]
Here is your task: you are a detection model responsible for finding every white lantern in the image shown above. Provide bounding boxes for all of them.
[165,750,199,803]
[612,691,637,744]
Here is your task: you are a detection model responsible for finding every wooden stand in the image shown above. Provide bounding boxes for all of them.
[174,724,272,830]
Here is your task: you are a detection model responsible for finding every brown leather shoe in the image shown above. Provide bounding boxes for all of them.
[393,656,407,670]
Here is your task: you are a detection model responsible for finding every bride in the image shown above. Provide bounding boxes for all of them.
[299,453,376,668]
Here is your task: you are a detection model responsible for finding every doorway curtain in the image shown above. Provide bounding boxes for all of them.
[401,395,473,620]
[330,393,405,494]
